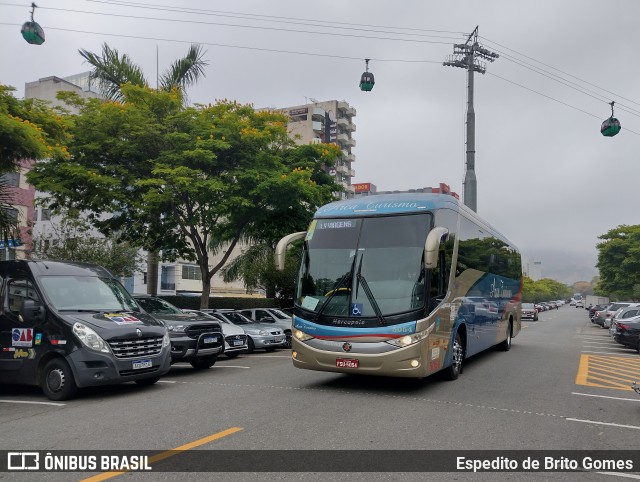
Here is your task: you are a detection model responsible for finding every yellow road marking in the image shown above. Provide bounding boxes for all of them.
[576,354,640,391]
[80,426,243,482]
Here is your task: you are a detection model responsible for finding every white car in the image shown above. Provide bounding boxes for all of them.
[575,299,584,308]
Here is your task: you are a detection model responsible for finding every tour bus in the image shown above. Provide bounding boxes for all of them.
[275,192,522,380]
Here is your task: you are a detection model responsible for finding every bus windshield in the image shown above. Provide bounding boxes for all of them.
[297,213,432,318]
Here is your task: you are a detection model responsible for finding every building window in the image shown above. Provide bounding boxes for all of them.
[0,172,20,188]
[160,266,175,291]
[182,265,201,280]
[143,272,147,285]
[40,208,51,221]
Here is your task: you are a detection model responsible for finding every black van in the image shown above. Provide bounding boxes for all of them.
[0,260,171,400]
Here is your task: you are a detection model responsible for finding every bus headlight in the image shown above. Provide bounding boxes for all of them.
[386,330,429,348]
[294,329,314,342]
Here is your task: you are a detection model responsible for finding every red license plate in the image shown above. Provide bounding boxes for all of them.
[336,358,359,368]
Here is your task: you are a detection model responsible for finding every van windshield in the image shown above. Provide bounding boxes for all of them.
[39,276,139,312]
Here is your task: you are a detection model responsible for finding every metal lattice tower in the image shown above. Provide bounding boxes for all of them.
[443,26,498,213]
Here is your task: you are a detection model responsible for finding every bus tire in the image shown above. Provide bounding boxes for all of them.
[41,358,78,401]
[499,321,513,351]
[445,331,464,380]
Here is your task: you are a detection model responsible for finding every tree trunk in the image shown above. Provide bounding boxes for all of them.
[200,275,211,309]
[146,250,159,296]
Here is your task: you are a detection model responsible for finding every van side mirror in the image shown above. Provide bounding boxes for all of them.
[20,299,45,323]
[275,231,306,271]
[424,227,449,269]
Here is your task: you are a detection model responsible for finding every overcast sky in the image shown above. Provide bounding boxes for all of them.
[2,0,638,284]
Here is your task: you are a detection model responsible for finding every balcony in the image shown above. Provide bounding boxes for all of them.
[345,154,356,163]
[336,117,349,128]
[336,133,349,143]
[336,165,349,175]
[337,101,349,112]
[346,122,356,132]
[345,137,356,148]
[346,106,356,117]
[349,169,356,177]
[312,121,323,133]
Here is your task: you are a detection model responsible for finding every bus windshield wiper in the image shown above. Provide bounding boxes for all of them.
[314,254,357,322]
[355,254,386,326]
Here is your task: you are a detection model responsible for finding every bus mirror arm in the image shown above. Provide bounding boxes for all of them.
[424,227,449,269]
[275,231,307,270]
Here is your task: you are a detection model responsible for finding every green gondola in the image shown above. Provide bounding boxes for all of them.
[359,59,375,92]
[601,102,621,137]
[21,3,45,45]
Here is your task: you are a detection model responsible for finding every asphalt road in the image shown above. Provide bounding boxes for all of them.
[1,305,639,481]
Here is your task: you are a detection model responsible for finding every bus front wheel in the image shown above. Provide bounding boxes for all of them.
[499,321,513,351]
[446,332,464,380]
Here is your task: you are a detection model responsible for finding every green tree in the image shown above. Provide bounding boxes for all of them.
[78,42,207,294]
[31,211,144,277]
[596,225,640,300]
[28,86,342,308]
[0,85,69,243]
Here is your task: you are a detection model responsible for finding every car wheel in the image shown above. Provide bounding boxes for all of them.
[499,321,513,351]
[246,337,255,354]
[445,331,464,380]
[190,356,217,370]
[41,358,78,401]
[135,376,160,386]
[283,332,292,349]
[225,352,240,359]
[265,347,276,352]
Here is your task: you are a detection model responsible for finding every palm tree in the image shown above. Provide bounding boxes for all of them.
[79,43,208,294]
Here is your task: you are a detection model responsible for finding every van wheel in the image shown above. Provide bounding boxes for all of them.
[42,358,78,401]
[499,321,513,351]
[135,376,160,386]
[190,356,217,370]
[445,331,464,380]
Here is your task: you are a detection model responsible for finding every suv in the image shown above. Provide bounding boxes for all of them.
[237,308,292,348]
[133,296,224,369]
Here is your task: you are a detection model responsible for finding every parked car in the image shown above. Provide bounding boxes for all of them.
[0,260,171,401]
[611,313,640,352]
[209,310,286,353]
[575,299,584,308]
[133,296,224,369]
[237,308,292,348]
[521,303,538,321]
[609,305,640,336]
[597,302,635,329]
[184,310,248,358]
[589,303,609,320]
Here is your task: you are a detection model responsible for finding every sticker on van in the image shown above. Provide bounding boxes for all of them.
[103,314,142,325]
[12,328,34,347]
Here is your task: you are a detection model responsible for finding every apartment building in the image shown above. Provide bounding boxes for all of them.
[273,100,357,198]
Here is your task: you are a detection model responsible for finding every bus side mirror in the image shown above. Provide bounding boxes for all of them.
[20,299,45,323]
[275,231,307,271]
[424,227,449,269]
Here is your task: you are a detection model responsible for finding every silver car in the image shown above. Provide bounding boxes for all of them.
[184,310,248,358]
[211,310,286,353]
[237,308,293,348]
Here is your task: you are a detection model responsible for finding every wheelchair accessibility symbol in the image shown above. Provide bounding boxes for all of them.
[351,303,363,316]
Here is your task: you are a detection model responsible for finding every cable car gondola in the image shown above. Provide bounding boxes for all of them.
[359,59,375,92]
[21,3,45,45]
[601,101,621,137]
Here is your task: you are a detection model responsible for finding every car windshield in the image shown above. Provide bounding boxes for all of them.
[135,297,183,315]
[39,275,139,312]
[269,309,291,319]
[522,303,534,309]
[224,312,256,325]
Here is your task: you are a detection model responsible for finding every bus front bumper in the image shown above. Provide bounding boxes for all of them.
[290,338,431,378]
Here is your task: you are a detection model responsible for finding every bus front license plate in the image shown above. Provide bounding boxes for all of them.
[336,358,359,369]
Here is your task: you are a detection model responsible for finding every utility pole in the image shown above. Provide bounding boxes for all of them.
[443,26,498,213]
